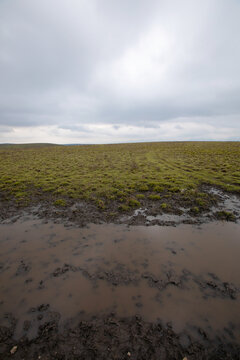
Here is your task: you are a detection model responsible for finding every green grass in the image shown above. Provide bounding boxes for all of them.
[54,199,67,207]
[216,210,236,221]
[148,194,161,201]
[161,203,168,210]
[0,142,239,209]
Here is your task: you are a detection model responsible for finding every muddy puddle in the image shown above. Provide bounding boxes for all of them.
[0,215,240,350]
[119,188,240,226]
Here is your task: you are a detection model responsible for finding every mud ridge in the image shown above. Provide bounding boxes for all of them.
[49,263,240,300]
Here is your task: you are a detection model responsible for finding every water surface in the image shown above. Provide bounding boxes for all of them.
[0,217,239,343]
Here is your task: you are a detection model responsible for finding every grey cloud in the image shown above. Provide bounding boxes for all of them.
[0,126,13,133]
[0,0,240,142]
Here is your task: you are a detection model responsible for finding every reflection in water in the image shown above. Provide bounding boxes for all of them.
[0,217,240,343]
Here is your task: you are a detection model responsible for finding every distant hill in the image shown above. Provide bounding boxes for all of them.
[63,144,93,146]
[0,143,60,149]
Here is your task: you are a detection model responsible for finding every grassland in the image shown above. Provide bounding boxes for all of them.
[0,142,239,216]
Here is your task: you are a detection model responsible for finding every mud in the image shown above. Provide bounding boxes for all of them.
[120,187,240,226]
[1,314,240,360]
[0,186,239,228]
[0,213,240,358]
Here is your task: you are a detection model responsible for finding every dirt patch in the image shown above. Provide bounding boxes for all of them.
[1,313,240,360]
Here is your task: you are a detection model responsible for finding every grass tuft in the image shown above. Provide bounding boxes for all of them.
[54,199,67,207]
[148,194,161,201]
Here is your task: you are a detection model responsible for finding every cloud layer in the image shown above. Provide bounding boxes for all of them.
[0,0,240,143]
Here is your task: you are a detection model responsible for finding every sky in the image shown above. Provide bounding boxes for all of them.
[0,0,240,144]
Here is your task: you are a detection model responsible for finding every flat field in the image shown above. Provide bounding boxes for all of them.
[0,142,239,218]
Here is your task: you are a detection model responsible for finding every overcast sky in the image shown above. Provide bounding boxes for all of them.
[0,0,240,143]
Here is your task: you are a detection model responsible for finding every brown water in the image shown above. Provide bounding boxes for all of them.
[0,216,240,343]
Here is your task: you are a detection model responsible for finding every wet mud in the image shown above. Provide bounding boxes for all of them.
[0,214,240,359]
[121,187,240,226]
[0,186,239,228]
